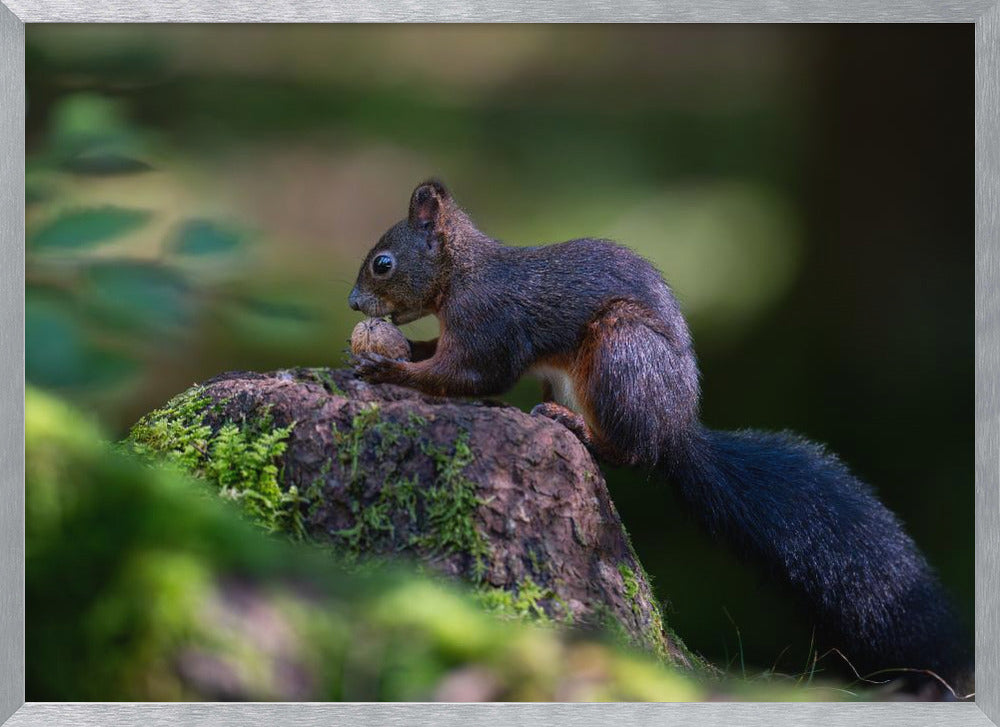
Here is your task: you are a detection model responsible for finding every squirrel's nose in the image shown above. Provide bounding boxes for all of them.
[348,287,361,311]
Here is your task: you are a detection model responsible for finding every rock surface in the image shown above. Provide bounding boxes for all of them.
[187,367,688,664]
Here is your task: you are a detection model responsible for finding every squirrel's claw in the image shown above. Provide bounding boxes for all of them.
[350,350,398,383]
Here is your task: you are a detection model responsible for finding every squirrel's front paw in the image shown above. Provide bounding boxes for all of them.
[350,351,402,384]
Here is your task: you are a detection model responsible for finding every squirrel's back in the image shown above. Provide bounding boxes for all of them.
[459,238,694,363]
[350,180,971,693]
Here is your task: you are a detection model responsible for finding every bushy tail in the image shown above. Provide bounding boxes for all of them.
[671,426,969,690]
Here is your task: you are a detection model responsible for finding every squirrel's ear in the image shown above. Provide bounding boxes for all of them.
[408,180,450,234]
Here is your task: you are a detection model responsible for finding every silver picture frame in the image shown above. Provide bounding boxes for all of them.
[2,3,997,725]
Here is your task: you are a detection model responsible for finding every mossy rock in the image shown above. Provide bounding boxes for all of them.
[124,368,694,666]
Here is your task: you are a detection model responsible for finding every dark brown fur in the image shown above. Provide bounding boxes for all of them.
[349,180,970,692]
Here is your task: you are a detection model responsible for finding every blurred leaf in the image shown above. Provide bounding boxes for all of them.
[26,295,85,385]
[237,296,317,323]
[30,207,152,251]
[225,295,321,347]
[60,151,153,176]
[26,293,138,389]
[172,220,244,256]
[85,261,192,330]
[48,93,133,155]
[25,179,54,206]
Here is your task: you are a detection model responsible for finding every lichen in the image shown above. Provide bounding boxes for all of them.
[124,386,298,534]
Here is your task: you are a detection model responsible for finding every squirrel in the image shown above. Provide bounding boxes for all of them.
[348,179,970,693]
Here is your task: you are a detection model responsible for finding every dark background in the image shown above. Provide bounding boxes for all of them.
[25,24,973,677]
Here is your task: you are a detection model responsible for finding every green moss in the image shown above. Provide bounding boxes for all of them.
[125,387,297,535]
[526,548,540,575]
[125,387,214,471]
[302,367,346,396]
[305,459,332,520]
[618,561,676,663]
[207,416,296,531]
[613,560,710,671]
[470,545,574,628]
[416,431,491,580]
[474,576,573,625]
[618,562,641,617]
[332,402,381,483]
[330,403,491,580]
[613,515,699,667]
[589,602,637,647]
[333,473,420,552]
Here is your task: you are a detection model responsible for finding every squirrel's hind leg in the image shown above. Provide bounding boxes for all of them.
[578,300,701,469]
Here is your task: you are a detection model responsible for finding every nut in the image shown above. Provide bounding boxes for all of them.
[350,318,411,361]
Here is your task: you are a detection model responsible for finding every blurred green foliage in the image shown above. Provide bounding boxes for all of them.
[31,207,151,250]
[28,386,859,701]
[25,25,974,679]
[26,88,319,406]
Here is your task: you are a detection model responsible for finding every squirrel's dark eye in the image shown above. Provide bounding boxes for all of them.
[371,253,395,277]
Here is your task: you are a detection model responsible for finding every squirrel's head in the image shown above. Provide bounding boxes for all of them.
[349,179,454,325]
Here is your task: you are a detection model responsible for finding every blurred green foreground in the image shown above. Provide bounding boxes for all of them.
[26,386,857,701]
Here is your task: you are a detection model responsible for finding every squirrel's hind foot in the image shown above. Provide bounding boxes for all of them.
[531,402,626,466]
